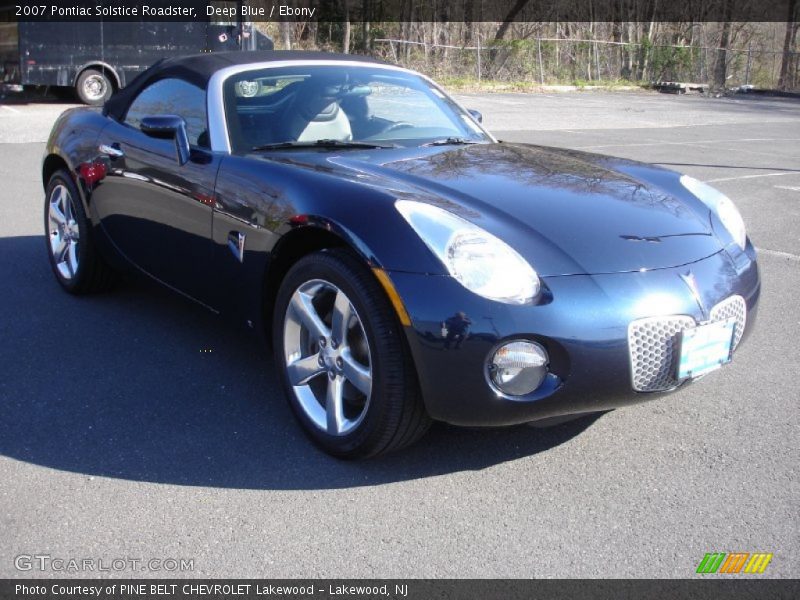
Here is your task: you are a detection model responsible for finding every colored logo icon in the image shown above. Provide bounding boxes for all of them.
[696,552,773,574]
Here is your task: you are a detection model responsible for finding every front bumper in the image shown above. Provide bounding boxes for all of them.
[389,245,760,426]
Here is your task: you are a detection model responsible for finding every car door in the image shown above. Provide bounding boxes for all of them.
[91,78,221,306]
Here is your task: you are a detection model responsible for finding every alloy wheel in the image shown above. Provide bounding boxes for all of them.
[47,184,80,280]
[283,279,373,436]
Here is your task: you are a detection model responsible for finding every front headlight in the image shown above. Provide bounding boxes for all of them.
[396,200,540,304]
[680,175,747,250]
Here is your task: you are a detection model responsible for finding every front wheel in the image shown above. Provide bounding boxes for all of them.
[273,249,431,458]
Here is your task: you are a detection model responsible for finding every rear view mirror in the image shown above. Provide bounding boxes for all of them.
[140,115,191,165]
[468,109,483,124]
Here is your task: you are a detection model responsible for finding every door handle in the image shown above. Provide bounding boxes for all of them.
[99,143,124,159]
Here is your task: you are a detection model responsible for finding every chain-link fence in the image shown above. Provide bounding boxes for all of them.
[373,38,799,91]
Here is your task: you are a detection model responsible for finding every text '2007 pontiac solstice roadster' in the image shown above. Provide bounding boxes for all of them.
[43,51,760,457]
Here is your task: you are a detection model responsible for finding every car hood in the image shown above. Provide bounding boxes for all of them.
[267,142,722,276]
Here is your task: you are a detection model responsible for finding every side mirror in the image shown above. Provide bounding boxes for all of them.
[468,109,483,124]
[140,115,191,165]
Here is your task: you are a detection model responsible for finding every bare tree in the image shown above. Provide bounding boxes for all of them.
[713,0,735,89]
[778,0,798,89]
[361,0,371,52]
[494,0,530,43]
[280,21,292,50]
[342,0,351,54]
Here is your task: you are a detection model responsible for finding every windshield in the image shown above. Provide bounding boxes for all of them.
[222,65,490,152]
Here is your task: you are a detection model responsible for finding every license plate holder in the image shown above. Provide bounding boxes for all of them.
[677,318,736,380]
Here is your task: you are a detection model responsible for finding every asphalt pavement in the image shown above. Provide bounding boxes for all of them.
[0,89,797,578]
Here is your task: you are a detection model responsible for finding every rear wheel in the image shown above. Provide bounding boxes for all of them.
[273,249,431,458]
[76,69,113,105]
[44,169,117,294]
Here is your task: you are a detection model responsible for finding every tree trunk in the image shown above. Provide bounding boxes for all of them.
[400,0,412,60]
[490,0,529,64]
[342,0,351,54]
[308,21,318,50]
[493,0,529,43]
[778,0,798,89]
[638,7,656,80]
[280,21,292,51]
[626,22,634,78]
[361,0,371,53]
[713,1,734,89]
[464,0,473,44]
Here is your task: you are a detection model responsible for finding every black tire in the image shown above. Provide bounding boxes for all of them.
[44,169,117,294]
[273,249,431,458]
[75,68,113,105]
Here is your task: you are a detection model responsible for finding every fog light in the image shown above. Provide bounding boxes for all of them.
[488,341,549,396]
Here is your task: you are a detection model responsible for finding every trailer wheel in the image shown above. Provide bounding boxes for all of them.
[76,69,113,105]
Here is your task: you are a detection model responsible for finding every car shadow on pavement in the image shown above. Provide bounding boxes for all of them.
[0,235,603,490]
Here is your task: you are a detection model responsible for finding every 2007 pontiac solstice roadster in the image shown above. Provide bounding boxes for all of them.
[43,51,760,457]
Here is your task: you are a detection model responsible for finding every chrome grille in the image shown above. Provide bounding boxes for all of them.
[709,295,747,350]
[628,295,747,392]
[628,315,695,392]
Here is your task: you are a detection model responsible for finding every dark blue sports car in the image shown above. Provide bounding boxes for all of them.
[42,51,760,457]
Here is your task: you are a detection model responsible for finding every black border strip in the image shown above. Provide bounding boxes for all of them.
[2,0,798,23]
[2,579,800,600]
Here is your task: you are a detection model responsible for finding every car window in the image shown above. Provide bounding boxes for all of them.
[124,78,208,148]
[364,81,455,130]
[223,66,489,152]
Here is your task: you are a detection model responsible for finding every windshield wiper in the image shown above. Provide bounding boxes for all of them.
[421,137,482,147]
[252,139,397,151]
